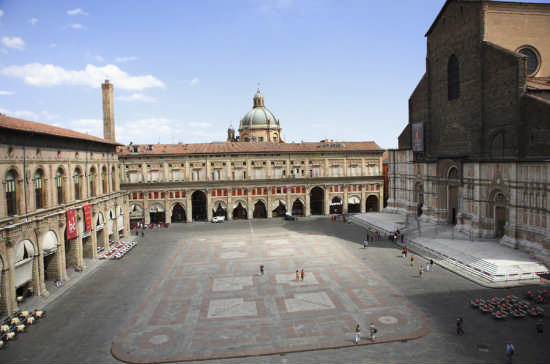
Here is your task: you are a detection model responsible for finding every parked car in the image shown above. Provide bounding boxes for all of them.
[212,216,225,223]
[284,213,297,221]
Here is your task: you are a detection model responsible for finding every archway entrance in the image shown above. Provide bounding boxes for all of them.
[191,190,207,221]
[233,202,247,220]
[96,212,105,248]
[171,203,186,223]
[348,196,360,213]
[130,204,145,228]
[366,195,379,212]
[253,201,267,218]
[330,196,343,214]
[292,199,304,216]
[272,200,286,217]
[212,202,227,219]
[448,186,458,225]
[41,230,58,281]
[310,187,324,215]
[149,203,165,224]
[494,192,507,238]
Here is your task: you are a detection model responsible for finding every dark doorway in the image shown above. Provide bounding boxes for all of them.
[495,206,506,238]
[310,187,324,215]
[253,201,267,218]
[348,197,360,213]
[330,196,343,214]
[192,190,207,221]
[292,199,304,216]
[213,203,227,219]
[366,195,379,212]
[150,211,165,224]
[448,186,458,225]
[233,202,247,220]
[171,203,186,223]
[272,201,286,217]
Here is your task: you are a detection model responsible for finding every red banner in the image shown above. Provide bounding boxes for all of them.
[83,204,92,232]
[66,208,78,240]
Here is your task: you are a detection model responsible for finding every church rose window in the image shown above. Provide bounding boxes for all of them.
[518,47,540,76]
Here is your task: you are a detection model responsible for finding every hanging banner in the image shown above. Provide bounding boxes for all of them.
[66,208,78,240]
[83,204,92,232]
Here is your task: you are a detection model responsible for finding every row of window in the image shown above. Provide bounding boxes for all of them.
[5,166,117,216]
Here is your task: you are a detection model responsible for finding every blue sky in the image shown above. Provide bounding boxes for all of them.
[0,0,546,148]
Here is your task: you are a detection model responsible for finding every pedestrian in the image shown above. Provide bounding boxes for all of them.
[369,322,377,341]
[363,240,368,249]
[260,265,264,275]
[296,270,300,281]
[456,317,464,335]
[401,248,406,259]
[426,262,430,271]
[404,246,408,257]
[419,265,424,278]
[354,324,360,344]
[301,268,305,281]
[429,259,434,271]
[141,230,144,237]
[536,319,544,338]
[505,342,515,362]
[410,255,414,266]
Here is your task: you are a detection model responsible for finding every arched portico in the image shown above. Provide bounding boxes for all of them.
[272,199,286,217]
[171,203,186,223]
[212,200,227,220]
[366,195,379,212]
[253,200,267,218]
[149,203,165,224]
[330,196,343,214]
[232,201,248,220]
[348,195,361,213]
[191,190,207,221]
[292,199,305,216]
[310,186,324,215]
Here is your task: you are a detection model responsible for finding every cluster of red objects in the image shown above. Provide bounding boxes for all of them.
[471,294,545,320]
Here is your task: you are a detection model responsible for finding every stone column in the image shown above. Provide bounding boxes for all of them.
[324,186,329,216]
[144,193,151,224]
[305,187,311,217]
[247,190,253,219]
[343,185,349,214]
[3,240,18,314]
[360,187,366,213]
[89,210,98,258]
[207,190,213,221]
[186,192,193,222]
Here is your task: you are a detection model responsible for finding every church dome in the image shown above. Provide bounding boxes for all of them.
[239,89,280,128]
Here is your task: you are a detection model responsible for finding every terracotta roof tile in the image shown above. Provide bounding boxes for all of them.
[118,141,384,156]
[0,114,119,145]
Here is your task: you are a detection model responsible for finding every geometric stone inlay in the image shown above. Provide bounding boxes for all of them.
[212,276,253,291]
[149,334,170,345]
[284,292,335,312]
[219,251,248,259]
[207,298,257,318]
[275,273,319,285]
[267,248,297,257]
[378,315,398,324]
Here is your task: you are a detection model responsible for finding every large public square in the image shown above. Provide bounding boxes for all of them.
[1,217,548,363]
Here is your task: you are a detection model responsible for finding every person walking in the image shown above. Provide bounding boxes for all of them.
[404,246,408,257]
[363,240,368,249]
[456,317,464,335]
[505,342,515,362]
[260,265,264,275]
[354,324,361,344]
[301,268,305,281]
[410,255,414,266]
[296,270,300,281]
[419,265,424,278]
[536,319,544,339]
[369,322,377,341]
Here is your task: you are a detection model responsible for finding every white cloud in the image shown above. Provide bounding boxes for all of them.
[189,121,212,128]
[115,56,138,63]
[67,8,88,16]
[0,9,4,17]
[29,17,39,25]
[69,118,101,136]
[0,90,14,95]
[0,107,38,120]
[116,93,156,103]
[41,110,58,121]
[64,23,85,30]
[1,63,165,91]
[2,36,25,50]
[95,55,104,62]
[49,43,56,48]
[189,78,199,85]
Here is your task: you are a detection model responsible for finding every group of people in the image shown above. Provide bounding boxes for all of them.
[389,229,403,243]
[295,269,305,281]
[354,322,377,344]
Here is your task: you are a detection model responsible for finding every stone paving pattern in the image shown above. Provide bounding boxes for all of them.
[111,231,431,363]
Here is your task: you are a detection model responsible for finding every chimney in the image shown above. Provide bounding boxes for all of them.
[102,80,115,142]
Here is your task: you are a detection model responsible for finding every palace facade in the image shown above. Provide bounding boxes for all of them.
[387,0,550,262]
[0,81,129,315]
[119,90,385,225]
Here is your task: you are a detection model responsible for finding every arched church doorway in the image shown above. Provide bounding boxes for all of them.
[272,200,286,217]
[233,202,247,220]
[366,195,379,212]
[191,190,207,221]
[171,203,186,223]
[494,192,507,238]
[310,187,324,215]
[330,196,343,214]
[253,201,267,218]
[447,167,459,225]
[292,199,304,216]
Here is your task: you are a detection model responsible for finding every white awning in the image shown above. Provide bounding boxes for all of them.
[348,196,361,204]
[118,215,124,231]
[15,240,34,263]
[108,219,114,234]
[149,204,165,213]
[15,259,33,288]
[42,231,57,256]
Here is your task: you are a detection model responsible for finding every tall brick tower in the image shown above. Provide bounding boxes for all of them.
[102,80,115,142]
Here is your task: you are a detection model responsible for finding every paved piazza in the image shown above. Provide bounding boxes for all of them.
[111,226,431,363]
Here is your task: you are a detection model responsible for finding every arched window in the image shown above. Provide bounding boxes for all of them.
[89,167,96,197]
[111,166,117,192]
[74,168,81,200]
[102,167,108,194]
[6,170,18,216]
[56,168,64,204]
[34,169,44,209]
[448,55,460,100]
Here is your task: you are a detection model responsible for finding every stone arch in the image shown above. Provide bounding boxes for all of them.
[191,190,207,221]
[41,230,59,281]
[347,195,361,213]
[232,200,248,220]
[130,203,145,226]
[489,130,505,158]
[329,195,343,214]
[96,211,105,247]
[271,199,287,217]
[54,165,68,204]
[253,199,267,218]
[488,189,508,238]
[291,198,305,216]
[149,202,166,224]
[5,166,21,216]
[111,165,117,192]
[14,238,37,297]
[171,202,186,223]
[73,165,84,200]
[310,186,325,215]
[212,200,227,219]
[33,167,46,209]
[366,194,379,212]
[101,165,108,195]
